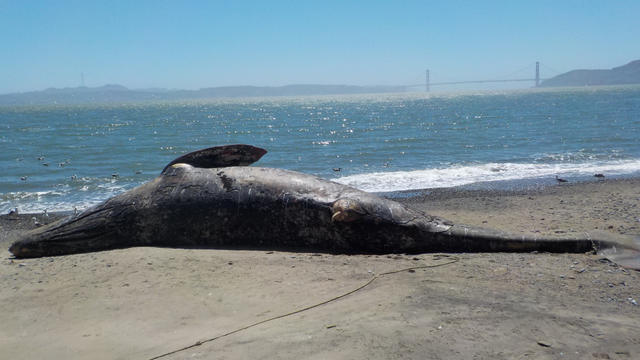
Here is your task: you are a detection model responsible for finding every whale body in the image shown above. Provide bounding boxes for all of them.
[9,145,640,269]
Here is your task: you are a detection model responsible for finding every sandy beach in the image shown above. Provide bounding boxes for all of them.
[1,178,639,359]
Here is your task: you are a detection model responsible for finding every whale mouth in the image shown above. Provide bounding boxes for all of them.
[9,210,122,258]
[8,242,27,257]
[10,233,94,258]
[10,230,120,258]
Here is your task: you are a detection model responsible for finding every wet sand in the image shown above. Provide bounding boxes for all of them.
[1,178,639,359]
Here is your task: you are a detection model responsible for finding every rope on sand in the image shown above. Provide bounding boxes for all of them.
[148,254,460,360]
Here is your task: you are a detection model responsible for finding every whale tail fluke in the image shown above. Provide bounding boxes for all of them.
[591,231,640,270]
[600,244,640,270]
[162,144,267,173]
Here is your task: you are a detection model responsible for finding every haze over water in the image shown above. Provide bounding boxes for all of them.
[1,86,640,213]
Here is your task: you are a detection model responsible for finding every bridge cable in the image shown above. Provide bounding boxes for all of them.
[539,62,563,76]
[500,62,537,80]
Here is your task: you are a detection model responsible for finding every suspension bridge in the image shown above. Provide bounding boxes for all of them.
[407,61,559,91]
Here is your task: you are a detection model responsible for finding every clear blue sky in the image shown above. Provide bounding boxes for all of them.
[1,0,638,93]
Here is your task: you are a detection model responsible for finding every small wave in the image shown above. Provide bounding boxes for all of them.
[0,181,136,214]
[312,140,335,145]
[0,191,106,214]
[533,149,627,163]
[333,159,640,192]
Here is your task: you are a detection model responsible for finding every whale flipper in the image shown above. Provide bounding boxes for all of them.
[162,144,267,173]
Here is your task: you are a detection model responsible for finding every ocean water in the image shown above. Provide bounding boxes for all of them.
[1,86,639,213]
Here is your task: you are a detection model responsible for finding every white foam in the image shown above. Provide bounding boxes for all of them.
[333,159,640,192]
[3,159,640,214]
[0,182,134,214]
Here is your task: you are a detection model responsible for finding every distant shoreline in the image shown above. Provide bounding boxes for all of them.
[540,59,640,87]
[0,83,408,106]
[3,82,640,107]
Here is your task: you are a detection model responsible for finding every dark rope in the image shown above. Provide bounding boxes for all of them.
[148,254,460,360]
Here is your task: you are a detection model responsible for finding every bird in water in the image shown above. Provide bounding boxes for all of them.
[555,175,568,183]
[594,173,605,179]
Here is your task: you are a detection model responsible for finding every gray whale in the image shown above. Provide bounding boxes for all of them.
[9,145,640,269]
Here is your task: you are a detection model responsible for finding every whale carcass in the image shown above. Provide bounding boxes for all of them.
[8,145,640,269]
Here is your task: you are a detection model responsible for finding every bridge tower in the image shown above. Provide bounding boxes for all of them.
[425,69,430,92]
[535,61,540,87]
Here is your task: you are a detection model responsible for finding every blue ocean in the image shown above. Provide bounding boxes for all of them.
[1,86,639,213]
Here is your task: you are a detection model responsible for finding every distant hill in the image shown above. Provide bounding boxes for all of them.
[540,60,640,87]
[0,84,407,106]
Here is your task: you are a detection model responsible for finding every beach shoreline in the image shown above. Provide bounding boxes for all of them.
[1,177,639,359]
[397,177,640,238]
